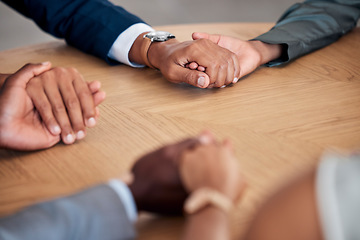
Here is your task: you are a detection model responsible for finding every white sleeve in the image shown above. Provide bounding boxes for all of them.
[107,23,155,67]
[107,179,138,223]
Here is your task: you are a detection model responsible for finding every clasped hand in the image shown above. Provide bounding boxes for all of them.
[0,62,105,150]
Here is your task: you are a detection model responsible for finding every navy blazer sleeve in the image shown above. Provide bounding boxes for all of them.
[0,184,136,240]
[1,0,147,62]
[253,0,360,66]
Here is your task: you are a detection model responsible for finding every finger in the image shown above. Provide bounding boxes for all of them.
[207,83,215,89]
[192,32,220,44]
[232,54,240,84]
[43,79,76,144]
[198,130,217,145]
[188,62,199,70]
[171,138,201,164]
[72,72,97,128]
[216,64,228,88]
[92,90,106,106]
[167,65,210,88]
[222,138,234,153]
[27,80,61,136]
[88,81,101,94]
[4,62,52,88]
[197,66,206,72]
[225,57,236,86]
[58,78,87,140]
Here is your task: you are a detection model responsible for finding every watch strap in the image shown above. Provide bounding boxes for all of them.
[140,33,156,69]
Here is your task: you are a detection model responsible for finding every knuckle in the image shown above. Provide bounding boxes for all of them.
[65,97,80,109]
[37,101,51,113]
[78,90,92,100]
[53,102,66,113]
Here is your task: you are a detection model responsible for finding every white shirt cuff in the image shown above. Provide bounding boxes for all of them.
[107,23,155,67]
[108,179,138,223]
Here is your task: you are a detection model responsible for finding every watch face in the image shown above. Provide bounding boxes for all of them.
[145,31,176,42]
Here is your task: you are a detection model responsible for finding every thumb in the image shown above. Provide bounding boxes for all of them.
[192,32,220,44]
[5,62,52,88]
[173,66,210,88]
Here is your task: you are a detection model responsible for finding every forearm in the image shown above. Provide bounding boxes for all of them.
[2,0,146,62]
[248,41,283,66]
[182,207,230,240]
[0,185,136,240]
[254,0,360,66]
[243,170,323,240]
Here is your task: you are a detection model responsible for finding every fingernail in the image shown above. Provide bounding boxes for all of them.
[41,61,50,66]
[220,85,226,88]
[86,117,96,127]
[76,130,85,140]
[199,134,211,145]
[52,125,61,134]
[233,77,239,84]
[65,134,75,144]
[197,76,206,87]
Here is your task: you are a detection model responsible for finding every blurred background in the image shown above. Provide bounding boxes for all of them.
[0,0,297,51]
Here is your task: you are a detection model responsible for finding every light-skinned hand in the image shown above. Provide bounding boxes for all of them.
[179,131,246,203]
[191,32,282,85]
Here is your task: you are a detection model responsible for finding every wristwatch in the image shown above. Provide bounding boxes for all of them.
[140,31,176,69]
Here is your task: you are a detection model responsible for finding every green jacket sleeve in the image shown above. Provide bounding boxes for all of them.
[253,0,360,66]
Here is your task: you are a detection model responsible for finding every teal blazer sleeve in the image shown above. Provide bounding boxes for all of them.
[253,0,360,66]
[0,184,136,240]
[1,0,147,62]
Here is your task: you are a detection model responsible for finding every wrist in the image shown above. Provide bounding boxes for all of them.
[127,182,143,212]
[249,40,282,65]
[184,187,234,215]
[128,32,150,66]
[147,38,179,69]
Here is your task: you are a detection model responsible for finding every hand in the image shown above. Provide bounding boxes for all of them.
[179,132,245,203]
[127,137,200,215]
[26,65,106,144]
[192,32,282,81]
[0,62,61,150]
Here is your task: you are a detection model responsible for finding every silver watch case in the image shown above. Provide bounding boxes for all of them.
[144,31,176,42]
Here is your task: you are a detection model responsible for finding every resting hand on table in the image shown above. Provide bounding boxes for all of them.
[191,32,282,81]
[25,64,105,145]
[0,62,105,150]
[130,34,240,89]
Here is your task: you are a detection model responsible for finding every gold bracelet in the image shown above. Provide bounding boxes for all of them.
[184,187,233,214]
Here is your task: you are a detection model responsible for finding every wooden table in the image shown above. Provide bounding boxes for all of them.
[0,23,359,239]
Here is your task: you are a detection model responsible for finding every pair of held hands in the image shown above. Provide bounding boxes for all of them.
[136,32,280,88]
[127,131,245,215]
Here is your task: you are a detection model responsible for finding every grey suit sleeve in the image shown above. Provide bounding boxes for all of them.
[253,0,360,66]
[0,184,136,240]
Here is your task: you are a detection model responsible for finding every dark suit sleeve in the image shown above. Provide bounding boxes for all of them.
[0,184,136,240]
[253,0,360,66]
[1,0,147,62]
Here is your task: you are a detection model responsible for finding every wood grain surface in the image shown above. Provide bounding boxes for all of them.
[0,23,359,239]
